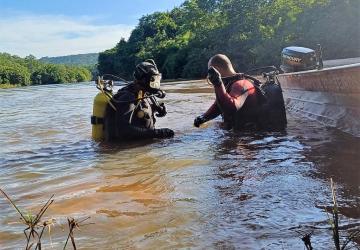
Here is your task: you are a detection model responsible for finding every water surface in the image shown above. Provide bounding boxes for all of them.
[0,82,359,249]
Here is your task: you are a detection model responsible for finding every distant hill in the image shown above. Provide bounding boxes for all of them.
[40,53,98,66]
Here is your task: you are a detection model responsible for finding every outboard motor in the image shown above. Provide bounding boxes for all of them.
[280,45,323,73]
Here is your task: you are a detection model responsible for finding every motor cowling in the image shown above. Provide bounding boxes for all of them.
[280,46,318,73]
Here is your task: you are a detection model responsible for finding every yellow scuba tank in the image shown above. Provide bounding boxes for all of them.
[91,77,113,141]
[91,92,108,141]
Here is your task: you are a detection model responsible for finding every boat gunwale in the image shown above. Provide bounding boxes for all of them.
[278,63,360,77]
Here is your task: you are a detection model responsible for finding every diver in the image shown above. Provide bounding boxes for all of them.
[194,54,287,131]
[103,59,174,142]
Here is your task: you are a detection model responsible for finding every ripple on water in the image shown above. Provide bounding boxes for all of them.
[0,82,359,249]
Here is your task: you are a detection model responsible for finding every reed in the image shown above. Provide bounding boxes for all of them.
[293,228,314,250]
[327,178,360,250]
[295,179,360,249]
[63,217,91,250]
[329,178,341,249]
[0,188,54,249]
[0,187,90,250]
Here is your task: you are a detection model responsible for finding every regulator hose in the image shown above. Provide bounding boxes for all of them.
[96,74,166,105]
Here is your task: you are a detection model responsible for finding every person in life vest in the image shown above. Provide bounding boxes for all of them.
[104,59,174,142]
[194,54,287,131]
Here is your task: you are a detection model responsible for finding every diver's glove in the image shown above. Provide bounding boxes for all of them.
[155,90,166,99]
[155,103,167,117]
[208,66,223,87]
[154,128,175,138]
[194,115,207,127]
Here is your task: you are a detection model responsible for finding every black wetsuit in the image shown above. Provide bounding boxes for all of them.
[202,76,287,131]
[104,84,160,141]
[231,78,287,131]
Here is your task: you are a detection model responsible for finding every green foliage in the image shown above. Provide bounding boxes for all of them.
[98,0,360,79]
[0,63,31,86]
[0,54,31,85]
[0,53,92,86]
[31,64,92,85]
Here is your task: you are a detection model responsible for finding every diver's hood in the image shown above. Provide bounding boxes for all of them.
[134,59,162,91]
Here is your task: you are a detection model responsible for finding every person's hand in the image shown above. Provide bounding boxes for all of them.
[207,66,223,87]
[155,103,167,117]
[155,128,174,138]
[194,115,207,127]
[155,90,166,99]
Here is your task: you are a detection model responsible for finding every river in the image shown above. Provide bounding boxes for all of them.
[0,82,359,249]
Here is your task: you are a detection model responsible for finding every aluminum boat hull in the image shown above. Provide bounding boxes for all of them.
[277,63,360,137]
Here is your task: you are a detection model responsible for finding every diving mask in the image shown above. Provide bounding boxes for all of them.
[149,73,162,90]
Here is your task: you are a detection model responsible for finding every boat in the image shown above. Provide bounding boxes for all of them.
[276,46,360,137]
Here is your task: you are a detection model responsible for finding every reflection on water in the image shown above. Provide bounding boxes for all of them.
[0,82,359,249]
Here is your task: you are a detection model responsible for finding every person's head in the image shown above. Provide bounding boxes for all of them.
[208,54,237,77]
[133,59,162,93]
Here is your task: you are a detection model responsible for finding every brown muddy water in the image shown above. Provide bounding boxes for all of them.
[0,81,359,249]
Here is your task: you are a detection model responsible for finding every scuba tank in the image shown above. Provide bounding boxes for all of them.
[92,64,167,141]
[91,77,114,141]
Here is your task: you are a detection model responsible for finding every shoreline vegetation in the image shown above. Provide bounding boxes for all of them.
[0,53,93,89]
[0,83,21,89]
[2,1,358,89]
[98,0,359,80]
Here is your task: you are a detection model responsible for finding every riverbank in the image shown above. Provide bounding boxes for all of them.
[3,56,359,90]
[0,81,92,89]
[0,83,21,89]
[0,78,205,89]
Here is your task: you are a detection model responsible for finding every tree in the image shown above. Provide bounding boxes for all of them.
[0,60,31,85]
[97,0,360,79]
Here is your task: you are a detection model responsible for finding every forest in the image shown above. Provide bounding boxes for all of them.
[0,53,92,88]
[98,0,360,79]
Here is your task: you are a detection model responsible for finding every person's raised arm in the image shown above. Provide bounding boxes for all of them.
[208,67,254,115]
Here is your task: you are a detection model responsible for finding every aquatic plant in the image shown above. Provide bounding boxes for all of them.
[293,228,314,250]
[63,217,91,250]
[0,188,55,249]
[0,187,90,250]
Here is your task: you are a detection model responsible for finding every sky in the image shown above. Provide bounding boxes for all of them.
[0,0,185,58]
